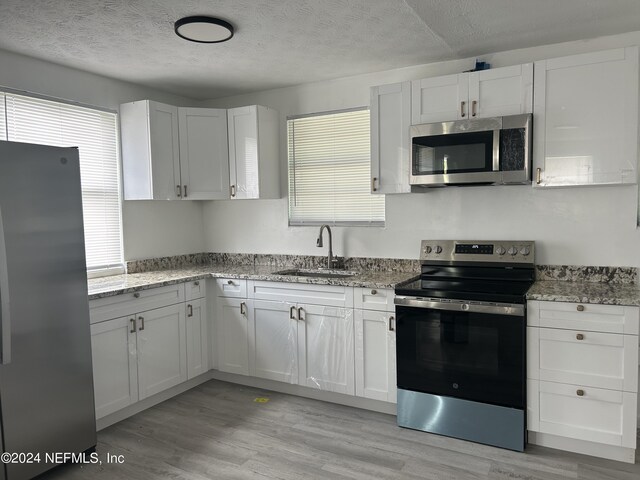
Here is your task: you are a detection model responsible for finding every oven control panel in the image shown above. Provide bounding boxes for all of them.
[421,240,535,264]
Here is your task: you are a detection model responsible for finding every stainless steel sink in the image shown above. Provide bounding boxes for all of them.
[273,268,358,279]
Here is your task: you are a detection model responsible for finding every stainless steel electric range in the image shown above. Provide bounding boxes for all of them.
[394,240,535,451]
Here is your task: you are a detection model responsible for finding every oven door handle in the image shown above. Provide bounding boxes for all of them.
[394,296,524,316]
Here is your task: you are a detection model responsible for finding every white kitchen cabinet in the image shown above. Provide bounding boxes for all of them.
[252,299,299,383]
[354,309,396,403]
[120,100,229,200]
[411,64,532,124]
[90,316,139,419]
[297,303,355,395]
[216,297,251,376]
[370,81,411,194]
[227,105,280,199]
[533,47,639,187]
[136,304,187,400]
[186,297,208,380]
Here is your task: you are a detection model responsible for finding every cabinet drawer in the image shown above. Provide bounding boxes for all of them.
[529,300,639,335]
[529,380,637,448]
[185,279,206,301]
[89,284,186,324]
[215,278,247,298]
[354,287,394,312]
[528,327,638,392]
[251,281,353,308]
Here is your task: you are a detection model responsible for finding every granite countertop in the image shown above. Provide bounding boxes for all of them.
[88,264,420,300]
[526,280,640,306]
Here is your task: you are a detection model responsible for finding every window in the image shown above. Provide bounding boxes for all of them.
[287,108,385,226]
[0,90,124,277]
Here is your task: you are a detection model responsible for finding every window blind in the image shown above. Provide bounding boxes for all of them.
[0,91,124,277]
[287,108,385,226]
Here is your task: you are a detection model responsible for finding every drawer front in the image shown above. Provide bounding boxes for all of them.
[90,284,186,324]
[185,279,206,301]
[528,327,638,392]
[354,287,394,312]
[529,300,639,335]
[532,380,637,448]
[215,278,247,298]
[251,281,353,308]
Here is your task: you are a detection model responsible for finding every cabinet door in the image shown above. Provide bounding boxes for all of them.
[228,106,259,199]
[468,64,533,118]
[148,101,181,200]
[186,298,208,380]
[298,304,355,394]
[370,82,411,194]
[252,300,299,383]
[178,107,230,200]
[136,304,187,399]
[411,73,469,124]
[90,316,138,419]
[217,297,251,375]
[533,47,639,187]
[354,310,396,403]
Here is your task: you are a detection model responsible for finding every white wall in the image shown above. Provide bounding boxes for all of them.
[203,31,640,267]
[0,48,205,261]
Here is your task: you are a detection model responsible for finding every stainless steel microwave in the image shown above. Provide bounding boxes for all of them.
[410,113,532,187]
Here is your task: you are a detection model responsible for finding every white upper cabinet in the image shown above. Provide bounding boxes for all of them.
[120,100,229,200]
[227,105,280,199]
[533,47,639,187]
[370,81,411,194]
[411,64,533,124]
[178,107,230,199]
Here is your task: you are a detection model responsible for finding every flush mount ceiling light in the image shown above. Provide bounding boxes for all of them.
[174,16,234,43]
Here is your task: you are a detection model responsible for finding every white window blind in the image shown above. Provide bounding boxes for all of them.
[287,108,385,226]
[0,91,124,277]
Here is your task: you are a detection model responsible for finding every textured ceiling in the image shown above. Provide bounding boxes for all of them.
[0,0,639,99]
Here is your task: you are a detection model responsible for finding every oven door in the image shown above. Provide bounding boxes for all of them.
[395,297,525,409]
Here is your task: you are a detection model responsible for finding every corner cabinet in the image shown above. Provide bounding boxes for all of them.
[411,63,533,124]
[370,81,411,194]
[227,105,280,199]
[533,47,639,187]
[120,100,229,200]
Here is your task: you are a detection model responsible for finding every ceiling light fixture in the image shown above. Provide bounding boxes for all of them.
[174,16,234,43]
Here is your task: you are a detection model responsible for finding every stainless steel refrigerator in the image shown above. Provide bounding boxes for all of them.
[0,141,96,479]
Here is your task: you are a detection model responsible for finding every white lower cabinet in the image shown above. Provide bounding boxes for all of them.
[354,309,396,402]
[186,297,208,380]
[216,297,251,376]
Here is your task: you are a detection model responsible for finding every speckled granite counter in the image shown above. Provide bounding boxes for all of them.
[88,264,419,300]
[526,281,640,306]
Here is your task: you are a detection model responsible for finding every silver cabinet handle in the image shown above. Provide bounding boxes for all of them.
[371,177,378,192]
[230,185,236,198]
[183,185,188,198]
[133,292,140,298]
[576,305,585,312]
[176,185,182,197]
[388,316,395,332]
[194,281,200,286]
[297,307,305,321]
[130,318,136,334]
[138,316,144,331]
[576,333,584,341]
[460,101,466,118]
[576,389,585,397]
[187,304,193,317]
[290,306,297,320]
[240,302,247,315]
[536,168,542,185]
[471,100,477,117]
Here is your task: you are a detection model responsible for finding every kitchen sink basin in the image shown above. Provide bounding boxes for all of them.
[273,268,358,279]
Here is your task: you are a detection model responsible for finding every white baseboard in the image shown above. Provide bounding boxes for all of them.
[528,431,637,464]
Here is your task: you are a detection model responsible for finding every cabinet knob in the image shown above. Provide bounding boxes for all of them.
[576,305,585,312]
[194,281,200,286]
[227,280,234,285]
[370,289,377,295]
[576,333,584,341]
[133,292,140,298]
[576,389,585,397]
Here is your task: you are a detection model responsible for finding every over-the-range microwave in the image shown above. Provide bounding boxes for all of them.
[410,113,532,187]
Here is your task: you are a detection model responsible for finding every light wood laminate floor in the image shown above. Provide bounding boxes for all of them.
[44,380,639,479]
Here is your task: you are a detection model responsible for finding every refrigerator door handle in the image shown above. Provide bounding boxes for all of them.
[0,206,11,364]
